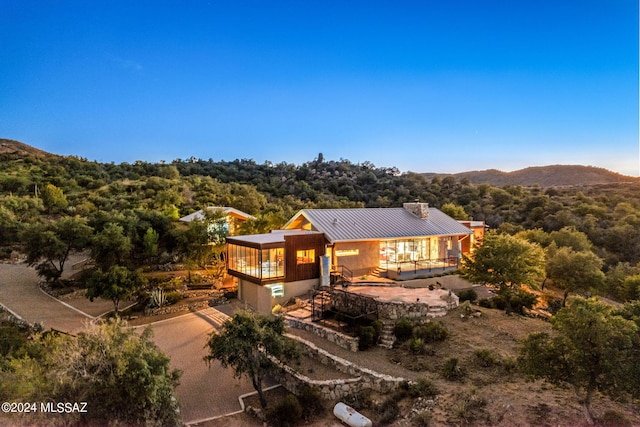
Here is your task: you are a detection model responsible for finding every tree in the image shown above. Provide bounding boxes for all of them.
[86,265,146,315]
[518,297,638,424]
[40,183,68,214]
[545,246,605,305]
[142,226,160,258]
[22,216,93,284]
[460,232,545,313]
[0,320,182,426]
[440,202,469,220]
[204,311,298,408]
[91,222,133,269]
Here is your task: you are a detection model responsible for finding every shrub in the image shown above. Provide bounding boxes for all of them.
[412,412,432,427]
[358,326,377,350]
[164,290,182,305]
[474,348,500,367]
[266,394,302,427]
[452,391,487,424]
[393,319,413,342]
[413,321,448,343]
[441,357,465,381]
[502,357,517,373]
[493,289,538,314]
[409,337,425,354]
[377,394,401,426]
[297,386,324,421]
[409,377,439,399]
[458,288,478,302]
[478,298,494,309]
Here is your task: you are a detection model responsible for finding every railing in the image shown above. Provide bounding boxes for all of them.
[330,265,353,288]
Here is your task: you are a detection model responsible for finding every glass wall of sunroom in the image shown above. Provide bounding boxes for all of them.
[227,243,284,280]
[379,237,456,271]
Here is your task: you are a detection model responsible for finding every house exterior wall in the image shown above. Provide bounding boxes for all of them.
[238,277,319,314]
[333,241,379,277]
[284,233,326,283]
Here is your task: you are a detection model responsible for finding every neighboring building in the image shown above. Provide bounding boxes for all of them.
[227,202,483,313]
[179,206,254,236]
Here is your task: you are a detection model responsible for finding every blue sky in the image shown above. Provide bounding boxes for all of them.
[1,1,638,176]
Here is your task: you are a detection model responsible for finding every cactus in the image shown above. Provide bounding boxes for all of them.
[150,288,167,308]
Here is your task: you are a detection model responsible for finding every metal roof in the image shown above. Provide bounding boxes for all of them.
[179,206,255,222]
[284,208,473,243]
[227,229,323,245]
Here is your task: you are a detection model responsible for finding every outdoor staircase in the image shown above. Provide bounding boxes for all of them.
[370,267,388,279]
[378,321,396,349]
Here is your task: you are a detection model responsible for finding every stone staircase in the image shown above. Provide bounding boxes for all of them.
[378,321,396,349]
[370,267,388,279]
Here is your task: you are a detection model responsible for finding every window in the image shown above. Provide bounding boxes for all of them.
[296,249,315,264]
[268,284,284,298]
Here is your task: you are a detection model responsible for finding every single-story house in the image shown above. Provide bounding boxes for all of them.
[226,203,484,313]
[179,206,254,236]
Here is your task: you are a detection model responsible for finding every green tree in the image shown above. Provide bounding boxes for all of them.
[91,223,133,269]
[86,265,146,315]
[143,226,160,258]
[622,274,640,301]
[545,246,605,306]
[440,202,469,220]
[518,297,638,424]
[204,311,298,408]
[0,320,182,426]
[22,216,93,284]
[460,232,545,313]
[40,183,68,214]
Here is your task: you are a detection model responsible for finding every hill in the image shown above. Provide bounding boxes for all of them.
[422,165,638,187]
[0,138,55,159]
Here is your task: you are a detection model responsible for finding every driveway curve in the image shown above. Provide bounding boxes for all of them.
[0,262,95,334]
[0,262,263,425]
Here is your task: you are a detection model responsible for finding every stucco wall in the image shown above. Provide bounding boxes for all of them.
[273,278,319,307]
[334,241,379,277]
[240,278,319,314]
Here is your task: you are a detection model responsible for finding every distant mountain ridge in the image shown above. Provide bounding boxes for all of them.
[2,138,637,187]
[0,138,55,158]
[421,165,638,187]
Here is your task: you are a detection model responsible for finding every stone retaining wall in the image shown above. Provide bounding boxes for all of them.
[376,295,458,320]
[272,334,406,401]
[285,317,359,352]
[143,300,212,316]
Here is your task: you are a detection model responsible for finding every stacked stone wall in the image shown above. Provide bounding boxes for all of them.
[285,317,359,352]
[272,334,406,401]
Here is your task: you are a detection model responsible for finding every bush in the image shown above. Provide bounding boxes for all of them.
[412,412,432,427]
[266,394,302,427]
[474,348,500,367]
[409,337,425,354]
[393,319,413,342]
[377,394,401,426]
[358,326,377,350]
[413,321,448,343]
[164,291,182,305]
[409,377,438,399]
[297,386,324,421]
[492,289,538,314]
[441,357,465,381]
[478,298,494,309]
[458,288,478,302]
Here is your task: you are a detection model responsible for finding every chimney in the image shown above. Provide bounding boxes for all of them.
[403,202,430,219]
